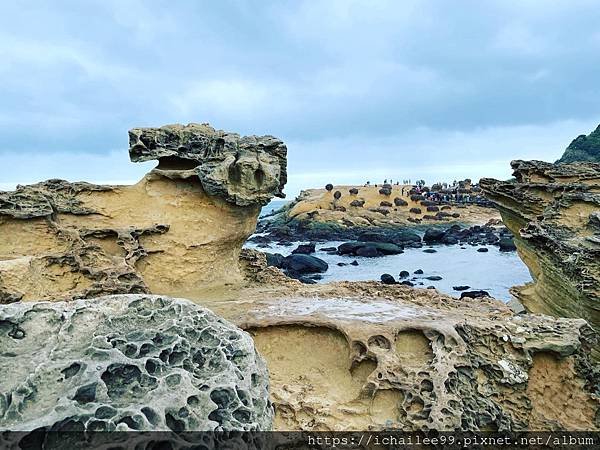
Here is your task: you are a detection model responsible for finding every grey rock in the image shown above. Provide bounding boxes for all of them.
[128,123,287,206]
[0,295,272,431]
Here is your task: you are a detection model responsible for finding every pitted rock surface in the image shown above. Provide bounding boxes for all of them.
[0,295,272,431]
[480,160,600,358]
[128,123,287,206]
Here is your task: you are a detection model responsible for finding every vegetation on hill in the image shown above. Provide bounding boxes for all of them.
[556,124,600,163]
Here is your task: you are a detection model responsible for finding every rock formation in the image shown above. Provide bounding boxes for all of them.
[0,295,272,432]
[556,123,600,164]
[0,123,287,302]
[480,160,600,358]
[206,257,600,431]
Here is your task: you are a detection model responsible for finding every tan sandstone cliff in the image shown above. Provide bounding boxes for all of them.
[480,160,600,359]
[0,127,598,431]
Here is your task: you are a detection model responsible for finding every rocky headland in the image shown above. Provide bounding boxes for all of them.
[556,123,600,164]
[481,160,600,358]
[0,124,598,435]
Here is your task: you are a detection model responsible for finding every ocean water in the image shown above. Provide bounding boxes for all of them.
[245,239,532,302]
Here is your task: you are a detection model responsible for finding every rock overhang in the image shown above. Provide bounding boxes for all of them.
[128,123,287,207]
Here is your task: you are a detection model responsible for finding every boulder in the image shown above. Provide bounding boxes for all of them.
[426,275,443,281]
[379,187,392,196]
[0,295,272,431]
[350,200,365,208]
[423,249,437,253]
[460,290,491,299]
[399,271,410,279]
[380,274,396,285]
[453,285,471,291]
[349,188,359,195]
[282,254,328,274]
[356,246,379,257]
[393,197,408,207]
[414,269,424,274]
[409,208,422,214]
[292,243,316,254]
[333,191,342,200]
[380,201,393,207]
[325,184,334,191]
[265,253,285,268]
[477,247,489,253]
[423,228,445,243]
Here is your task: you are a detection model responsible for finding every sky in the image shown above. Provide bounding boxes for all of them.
[1,0,599,197]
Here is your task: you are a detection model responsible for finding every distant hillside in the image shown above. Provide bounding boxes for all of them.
[556,124,600,163]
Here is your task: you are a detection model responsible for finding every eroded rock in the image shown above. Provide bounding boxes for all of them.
[481,160,600,358]
[0,124,288,302]
[129,123,287,207]
[0,294,272,431]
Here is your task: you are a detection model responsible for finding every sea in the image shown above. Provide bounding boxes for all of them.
[251,200,532,302]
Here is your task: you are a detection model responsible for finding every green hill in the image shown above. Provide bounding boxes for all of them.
[556,124,600,163]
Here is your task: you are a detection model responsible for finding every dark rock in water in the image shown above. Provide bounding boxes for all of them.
[266,252,285,268]
[426,275,443,281]
[498,237,517,252]
[379,187,392,196]
[401,280,414,287]
[337,262,347,266]
[414,269,424,274]
[325,183,334,191]
[426,286,436,289]
[380,201,393,207]
[338,241,403,257]
[356,246,379,257]
[0,295,273,431]
[477,247,489,253]
[394,197,408,207]
[399,270,410,278]
[441,235,458,245]
[453,285,471,291]
[423,248,437,253]
[426,206,440,212]
[395,230,421,244]
[349,188,359,195]
[409,207,422,214]
[308,274,323,280]
[350,260,359,266]
[333,190,342,200]
[350,199,365,207]
[423,228,445,243]
[292,242,316,254]
[460,290,491,299]
[282,254,328,274]
[320,246,338,252]
[380,274,396,285]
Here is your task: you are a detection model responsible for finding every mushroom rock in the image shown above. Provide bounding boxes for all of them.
[480,160,600,358]
[0,124,288,302]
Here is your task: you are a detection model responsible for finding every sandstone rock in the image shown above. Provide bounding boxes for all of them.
[0,124,287,302]
[481,160,600,358]
[0,295,272,431]
[333,190,342,200]
[129,123,287,207]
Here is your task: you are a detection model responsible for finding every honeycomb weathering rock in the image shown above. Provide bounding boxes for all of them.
[128,123,287,207]
[204,276,600,431]
[0,123,288,302]
[0,294,272,431]
[480,160,600,358]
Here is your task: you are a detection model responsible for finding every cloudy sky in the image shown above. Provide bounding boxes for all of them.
[1,0,599,196]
